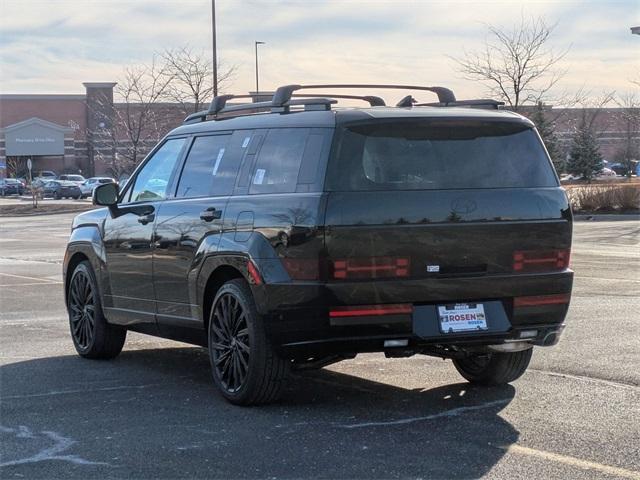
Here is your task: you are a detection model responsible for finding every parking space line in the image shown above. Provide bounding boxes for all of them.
[0,382,171,400]
[0,272,57,283]
[0,282,63,287]
[501,444,640,479]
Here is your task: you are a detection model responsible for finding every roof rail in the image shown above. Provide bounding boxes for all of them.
[416,99,505,109]
[182,96,339,124]
[396,95,417,108]
[273,84,457,106]
[181,85,503,125]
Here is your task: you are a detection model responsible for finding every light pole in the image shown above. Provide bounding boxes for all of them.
[211,0,218,97]
[255,41,265,96]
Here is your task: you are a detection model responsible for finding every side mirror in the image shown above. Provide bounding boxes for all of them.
[93,182,119,206]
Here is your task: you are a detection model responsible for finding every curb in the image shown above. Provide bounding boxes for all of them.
[0,208,94,217]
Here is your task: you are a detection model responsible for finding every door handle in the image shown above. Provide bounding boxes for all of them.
[200,207,222,222]
[137,213,155,225]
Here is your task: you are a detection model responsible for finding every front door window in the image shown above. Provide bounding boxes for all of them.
[126,138,187,203]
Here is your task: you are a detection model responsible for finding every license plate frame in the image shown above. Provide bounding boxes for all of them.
[438,303,488,334]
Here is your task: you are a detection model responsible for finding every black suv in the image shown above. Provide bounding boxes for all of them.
[63,84,573,405]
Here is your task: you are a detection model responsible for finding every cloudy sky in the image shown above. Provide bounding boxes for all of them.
[1,0,638,103]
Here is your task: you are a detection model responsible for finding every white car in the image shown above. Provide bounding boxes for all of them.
[58,174,86,186]
[596,167,618,181]
[80,177,116,198]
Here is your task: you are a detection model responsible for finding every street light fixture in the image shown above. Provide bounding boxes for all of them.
[255,41,266,96]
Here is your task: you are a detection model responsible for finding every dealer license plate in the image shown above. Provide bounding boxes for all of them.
[438,303,488,333]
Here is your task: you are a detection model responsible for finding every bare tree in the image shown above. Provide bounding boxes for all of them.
[615,91,640,176]
[109,57,175,177]
[5,156,24,178]
[452,16,569,111]
[161,46,237,115]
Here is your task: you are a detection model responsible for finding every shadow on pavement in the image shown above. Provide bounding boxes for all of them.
[1,347,518,478]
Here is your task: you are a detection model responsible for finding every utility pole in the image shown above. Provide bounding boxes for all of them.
[211,0,218,97]
[255,41,265,96]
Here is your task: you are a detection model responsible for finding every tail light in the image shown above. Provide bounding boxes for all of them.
[513,249,570,273]
[514,293,571,308]
[329,304,413,318]
[332,257,410,280]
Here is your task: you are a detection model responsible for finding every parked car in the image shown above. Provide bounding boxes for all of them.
[37,170,57,180]
[43,180,82,199]
[596,167,618,180]
[64,83,573,405]
[58,174,86,185]
[0,178,25,196]
[79,177,116,198]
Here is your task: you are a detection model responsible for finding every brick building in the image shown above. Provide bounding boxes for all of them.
[0,82,637,178]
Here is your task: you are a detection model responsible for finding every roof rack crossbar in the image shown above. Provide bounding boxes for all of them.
[292,93,386,107]
[273,84,457,106]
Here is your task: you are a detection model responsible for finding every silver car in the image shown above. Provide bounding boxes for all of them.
[79,177,116,198]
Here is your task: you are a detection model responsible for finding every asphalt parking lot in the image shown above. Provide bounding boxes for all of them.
[1,213,639,479]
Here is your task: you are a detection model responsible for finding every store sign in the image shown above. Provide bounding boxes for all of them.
[5,122,65,156]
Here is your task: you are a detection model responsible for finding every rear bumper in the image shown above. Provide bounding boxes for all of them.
[253,271,573,358]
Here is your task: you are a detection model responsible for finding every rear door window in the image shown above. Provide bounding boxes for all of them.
[175,134,234,198]
[326,121,557,191]
[249,128,309,194]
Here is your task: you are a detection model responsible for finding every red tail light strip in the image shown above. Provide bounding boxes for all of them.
[514,293,570,307]
[513,249,570,273]
[329,304,413,318]
[333,257,410,279]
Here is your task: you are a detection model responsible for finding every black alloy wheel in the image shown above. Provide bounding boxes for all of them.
[67,261,126,359]
[210,292,251,393]
[208,279,289,405]
[69,267,96,350]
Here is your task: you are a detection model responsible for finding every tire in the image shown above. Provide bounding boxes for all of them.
[67,260,126,359]
[208,279,289,405]
[453,348,533,385]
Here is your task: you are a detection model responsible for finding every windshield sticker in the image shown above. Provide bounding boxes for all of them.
[253,168,266,185]
[212,148,225,175]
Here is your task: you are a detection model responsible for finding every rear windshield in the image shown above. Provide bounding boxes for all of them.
[326,120,557,191]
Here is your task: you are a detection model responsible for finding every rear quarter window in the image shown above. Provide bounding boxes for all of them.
[326,120,557,191]
[248,128,309,194]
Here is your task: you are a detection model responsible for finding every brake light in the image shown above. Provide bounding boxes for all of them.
[514,293,570,307]
[329,304,413,318]
[332,257,410,279]
[513,249,570,273]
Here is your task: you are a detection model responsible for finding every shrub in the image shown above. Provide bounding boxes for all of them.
[566,184,640,212]
[615,185,640,211]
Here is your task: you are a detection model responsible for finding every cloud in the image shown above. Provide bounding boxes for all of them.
[0,0,638,100]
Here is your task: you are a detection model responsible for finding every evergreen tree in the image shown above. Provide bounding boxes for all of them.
[567,123,603,182]
[531,103,563,173]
